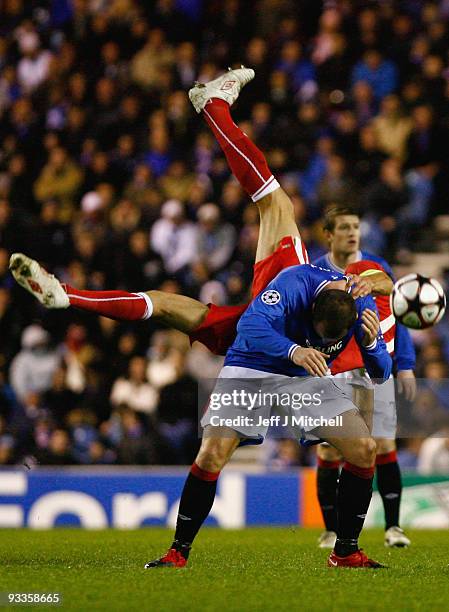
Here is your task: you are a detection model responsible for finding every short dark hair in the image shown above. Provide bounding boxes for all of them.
[312,289,357,339]
[323,206,359,233]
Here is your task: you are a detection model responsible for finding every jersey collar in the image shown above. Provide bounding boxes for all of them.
[327,251,362,273]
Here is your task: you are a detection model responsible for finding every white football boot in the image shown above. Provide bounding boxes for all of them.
[384,526,411,548]
[9,253,69,309]
[318,530,337,549]
[188,66,255,113]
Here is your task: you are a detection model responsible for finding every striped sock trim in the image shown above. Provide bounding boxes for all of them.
[343,462,375,479]
[375,450,397,465]
[251,176,280,202]
[137,292,153,320]
[190,462,220,482]
[317,458,341,469]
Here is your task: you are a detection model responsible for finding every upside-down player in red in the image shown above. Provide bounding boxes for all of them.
[11,68,393,568]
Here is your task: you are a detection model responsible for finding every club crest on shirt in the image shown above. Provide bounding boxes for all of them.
[261,290,281,305]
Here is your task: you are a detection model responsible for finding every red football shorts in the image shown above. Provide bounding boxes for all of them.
[189,235,309,355]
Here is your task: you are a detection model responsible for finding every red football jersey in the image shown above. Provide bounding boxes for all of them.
[330,260,395,375]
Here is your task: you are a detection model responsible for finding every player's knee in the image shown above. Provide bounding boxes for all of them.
[375,438,396,455]
[351,437,377,467]
[195,438,234,472]
[317,444,341,462]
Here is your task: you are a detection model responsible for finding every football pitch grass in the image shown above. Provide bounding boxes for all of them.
[0,529,447,611]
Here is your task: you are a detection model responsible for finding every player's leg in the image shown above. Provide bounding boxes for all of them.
[371,379,410,547]
[316,443,341,547]
[189,68,304,265]
[9,253,209,332]
[145,427,240,568]
[147,290,209,333]
[315,384,373,548]
[66,286,209,333]
[313,409,384,568]
[375,437,410,547]
[254,188,301,263]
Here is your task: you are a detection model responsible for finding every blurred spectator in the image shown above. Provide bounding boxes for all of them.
[371,94,412,160]
[61,324,97,394]
[363,158,408,221]
[121,229,166,290]
[317,154,359,208]
[116,409,158,465]
[35,429,77,465]
[351,49,398,101]
[195,202,236,274]
[32,200,73,267]
[42,366,80,426]
[156,351,199,464]
[417,432,449,475]
[110,356,158,415]
[34,147,83,222]
[66,408,99,464]
[130,28,174,91]
[16,31,52,94]
[9,325,60,404]
[150,199,198,275]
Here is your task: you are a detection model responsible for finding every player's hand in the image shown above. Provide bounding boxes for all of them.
[361,308,380,347]
[346,274,373,298]
[291,346,329,377]
[397,369,417,401]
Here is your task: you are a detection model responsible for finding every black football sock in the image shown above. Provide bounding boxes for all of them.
[172,463,220,556]
[376,451,402,530]
[317,458,340,532]
[334,462,375,557]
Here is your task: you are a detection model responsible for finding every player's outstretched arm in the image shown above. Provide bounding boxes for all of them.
[347,271,393,298]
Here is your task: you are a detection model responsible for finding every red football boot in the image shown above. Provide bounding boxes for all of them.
[328,549,386,568]
[144,547,189,569]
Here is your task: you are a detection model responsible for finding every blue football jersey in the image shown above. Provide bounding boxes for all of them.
[224,263,392,379]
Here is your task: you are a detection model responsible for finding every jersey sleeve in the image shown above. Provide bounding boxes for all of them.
[235,269,308,362]
[345,260,384,276]
[354,295,392,382]
[368,254,395,279]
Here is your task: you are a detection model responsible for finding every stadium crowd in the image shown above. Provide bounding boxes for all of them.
[0,0,449,468]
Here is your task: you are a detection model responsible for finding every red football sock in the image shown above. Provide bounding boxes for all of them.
[203,98,279,201]
[63,285,152,321]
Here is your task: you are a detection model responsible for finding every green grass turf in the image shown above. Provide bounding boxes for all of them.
[0,528,447,611]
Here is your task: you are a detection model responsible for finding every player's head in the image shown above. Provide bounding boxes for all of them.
[312,289,357,340]
[323,206,360,257]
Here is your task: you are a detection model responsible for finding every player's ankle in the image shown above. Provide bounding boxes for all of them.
[171,540,191,559]
[334,538,359,557]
